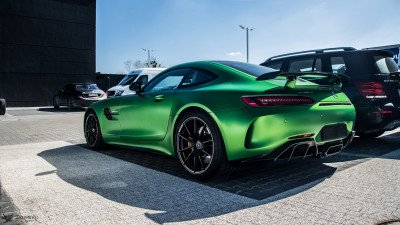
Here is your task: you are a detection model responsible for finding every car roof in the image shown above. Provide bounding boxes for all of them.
[171,60,256,67]
[127,68,166,75]
[263,48,393,64]
[69,83,96,85]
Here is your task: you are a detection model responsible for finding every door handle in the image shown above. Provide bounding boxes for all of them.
[154,95,165,102]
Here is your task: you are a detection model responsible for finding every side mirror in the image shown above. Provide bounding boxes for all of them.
[129,81,142,93]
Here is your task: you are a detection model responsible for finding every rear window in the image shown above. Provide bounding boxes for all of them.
[217,61,277,77]
[374,56,400,74]
[288,58,322,72]
[262,61,283,70]
[75,84,99,91]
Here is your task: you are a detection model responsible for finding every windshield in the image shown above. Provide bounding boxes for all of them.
[217,61,277,77]
[118,75,138,85]
[374,56,400,74]
[75,84,99,91]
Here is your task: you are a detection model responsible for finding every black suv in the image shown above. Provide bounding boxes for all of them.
[261,47,400,138]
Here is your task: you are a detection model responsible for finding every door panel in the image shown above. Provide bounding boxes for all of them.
[119,68,191,141]
[119,90,175,141]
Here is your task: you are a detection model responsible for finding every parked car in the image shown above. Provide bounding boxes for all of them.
[107,68,166,97]
[54,83,106,110]
[261,47,400,138]
[0,98,5,115]
[84,61,355,179]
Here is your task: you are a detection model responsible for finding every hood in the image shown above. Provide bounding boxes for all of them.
[80,89,104,95]
[107,85,128,92]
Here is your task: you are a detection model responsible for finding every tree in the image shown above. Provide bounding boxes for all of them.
[125,57,163,69]
[124,60,134,72]
[147,57,163,68]
[134,60,145,68]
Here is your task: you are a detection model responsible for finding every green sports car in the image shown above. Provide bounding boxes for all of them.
[84,61,356,179]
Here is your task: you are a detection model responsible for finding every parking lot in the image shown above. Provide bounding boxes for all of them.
[0,107,400,225]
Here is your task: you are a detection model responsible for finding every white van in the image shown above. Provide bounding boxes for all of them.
[107,68,166,97]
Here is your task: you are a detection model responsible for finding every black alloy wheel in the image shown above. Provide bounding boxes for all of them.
[67,97,73,111]
[84,112,106,149]
[175,110,229,179]
[53,98,59,109]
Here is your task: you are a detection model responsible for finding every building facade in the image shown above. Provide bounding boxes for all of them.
[0,0,96,106]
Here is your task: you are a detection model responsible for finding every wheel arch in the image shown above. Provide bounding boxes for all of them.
[171,104,227,156]
[83,108,96,130]
[84,107,96,118]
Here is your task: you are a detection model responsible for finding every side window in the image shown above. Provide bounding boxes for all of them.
[143,68,191,93]
[288,58,322,72]
[314,58,322,72]
[289,58,313,72]
[136,75,149,85]
[181,69,216,87]
[263,61,283,70]
[330,57,347,74]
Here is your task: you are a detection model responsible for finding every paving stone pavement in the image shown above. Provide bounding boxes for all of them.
[0,108,84,146]
[0,186,26,225]
[0,108,400,224]
[0,141,399,225]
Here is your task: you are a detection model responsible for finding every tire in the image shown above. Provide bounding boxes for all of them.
[174,110,230,180]
[357,130,385,138]
[84,111,106,150]
[0,99,6,115]
[53,97,60,109]
[67,97,73,111]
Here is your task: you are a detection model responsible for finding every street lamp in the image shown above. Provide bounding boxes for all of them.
[239,25,254,63]
[141,48,155,67]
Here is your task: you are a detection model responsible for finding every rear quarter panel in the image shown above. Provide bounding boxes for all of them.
[172,66,355,161]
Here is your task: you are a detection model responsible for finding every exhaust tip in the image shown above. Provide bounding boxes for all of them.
[321,143,343,157]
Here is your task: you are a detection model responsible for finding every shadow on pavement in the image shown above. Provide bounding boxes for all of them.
[38,107,86,112]
[38,145,333,223]
[37,131,399,223]
[328,132,400,162]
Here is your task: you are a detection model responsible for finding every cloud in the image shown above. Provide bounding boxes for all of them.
[227,52,242,56]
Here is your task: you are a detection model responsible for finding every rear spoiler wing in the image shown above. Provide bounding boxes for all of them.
[256,71,350,91]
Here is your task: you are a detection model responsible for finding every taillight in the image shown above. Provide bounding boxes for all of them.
[371,110,393,115]
[356,82,387,99]
[241,96,315,107]
[289,133,315,139]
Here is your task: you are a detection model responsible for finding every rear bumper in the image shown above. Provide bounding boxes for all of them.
[383,120,400,130]
[356,104,400,132]
[72,98,105,107]
[242,131,355,163]
[213,103,355,161]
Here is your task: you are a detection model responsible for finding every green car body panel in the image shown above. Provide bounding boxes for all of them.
[87,61,355,161]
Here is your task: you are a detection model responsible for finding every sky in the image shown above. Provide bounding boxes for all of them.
[96,0,400,73]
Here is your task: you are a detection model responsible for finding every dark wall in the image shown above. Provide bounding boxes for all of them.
[96,74,125,92]
[0,0,96,106]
